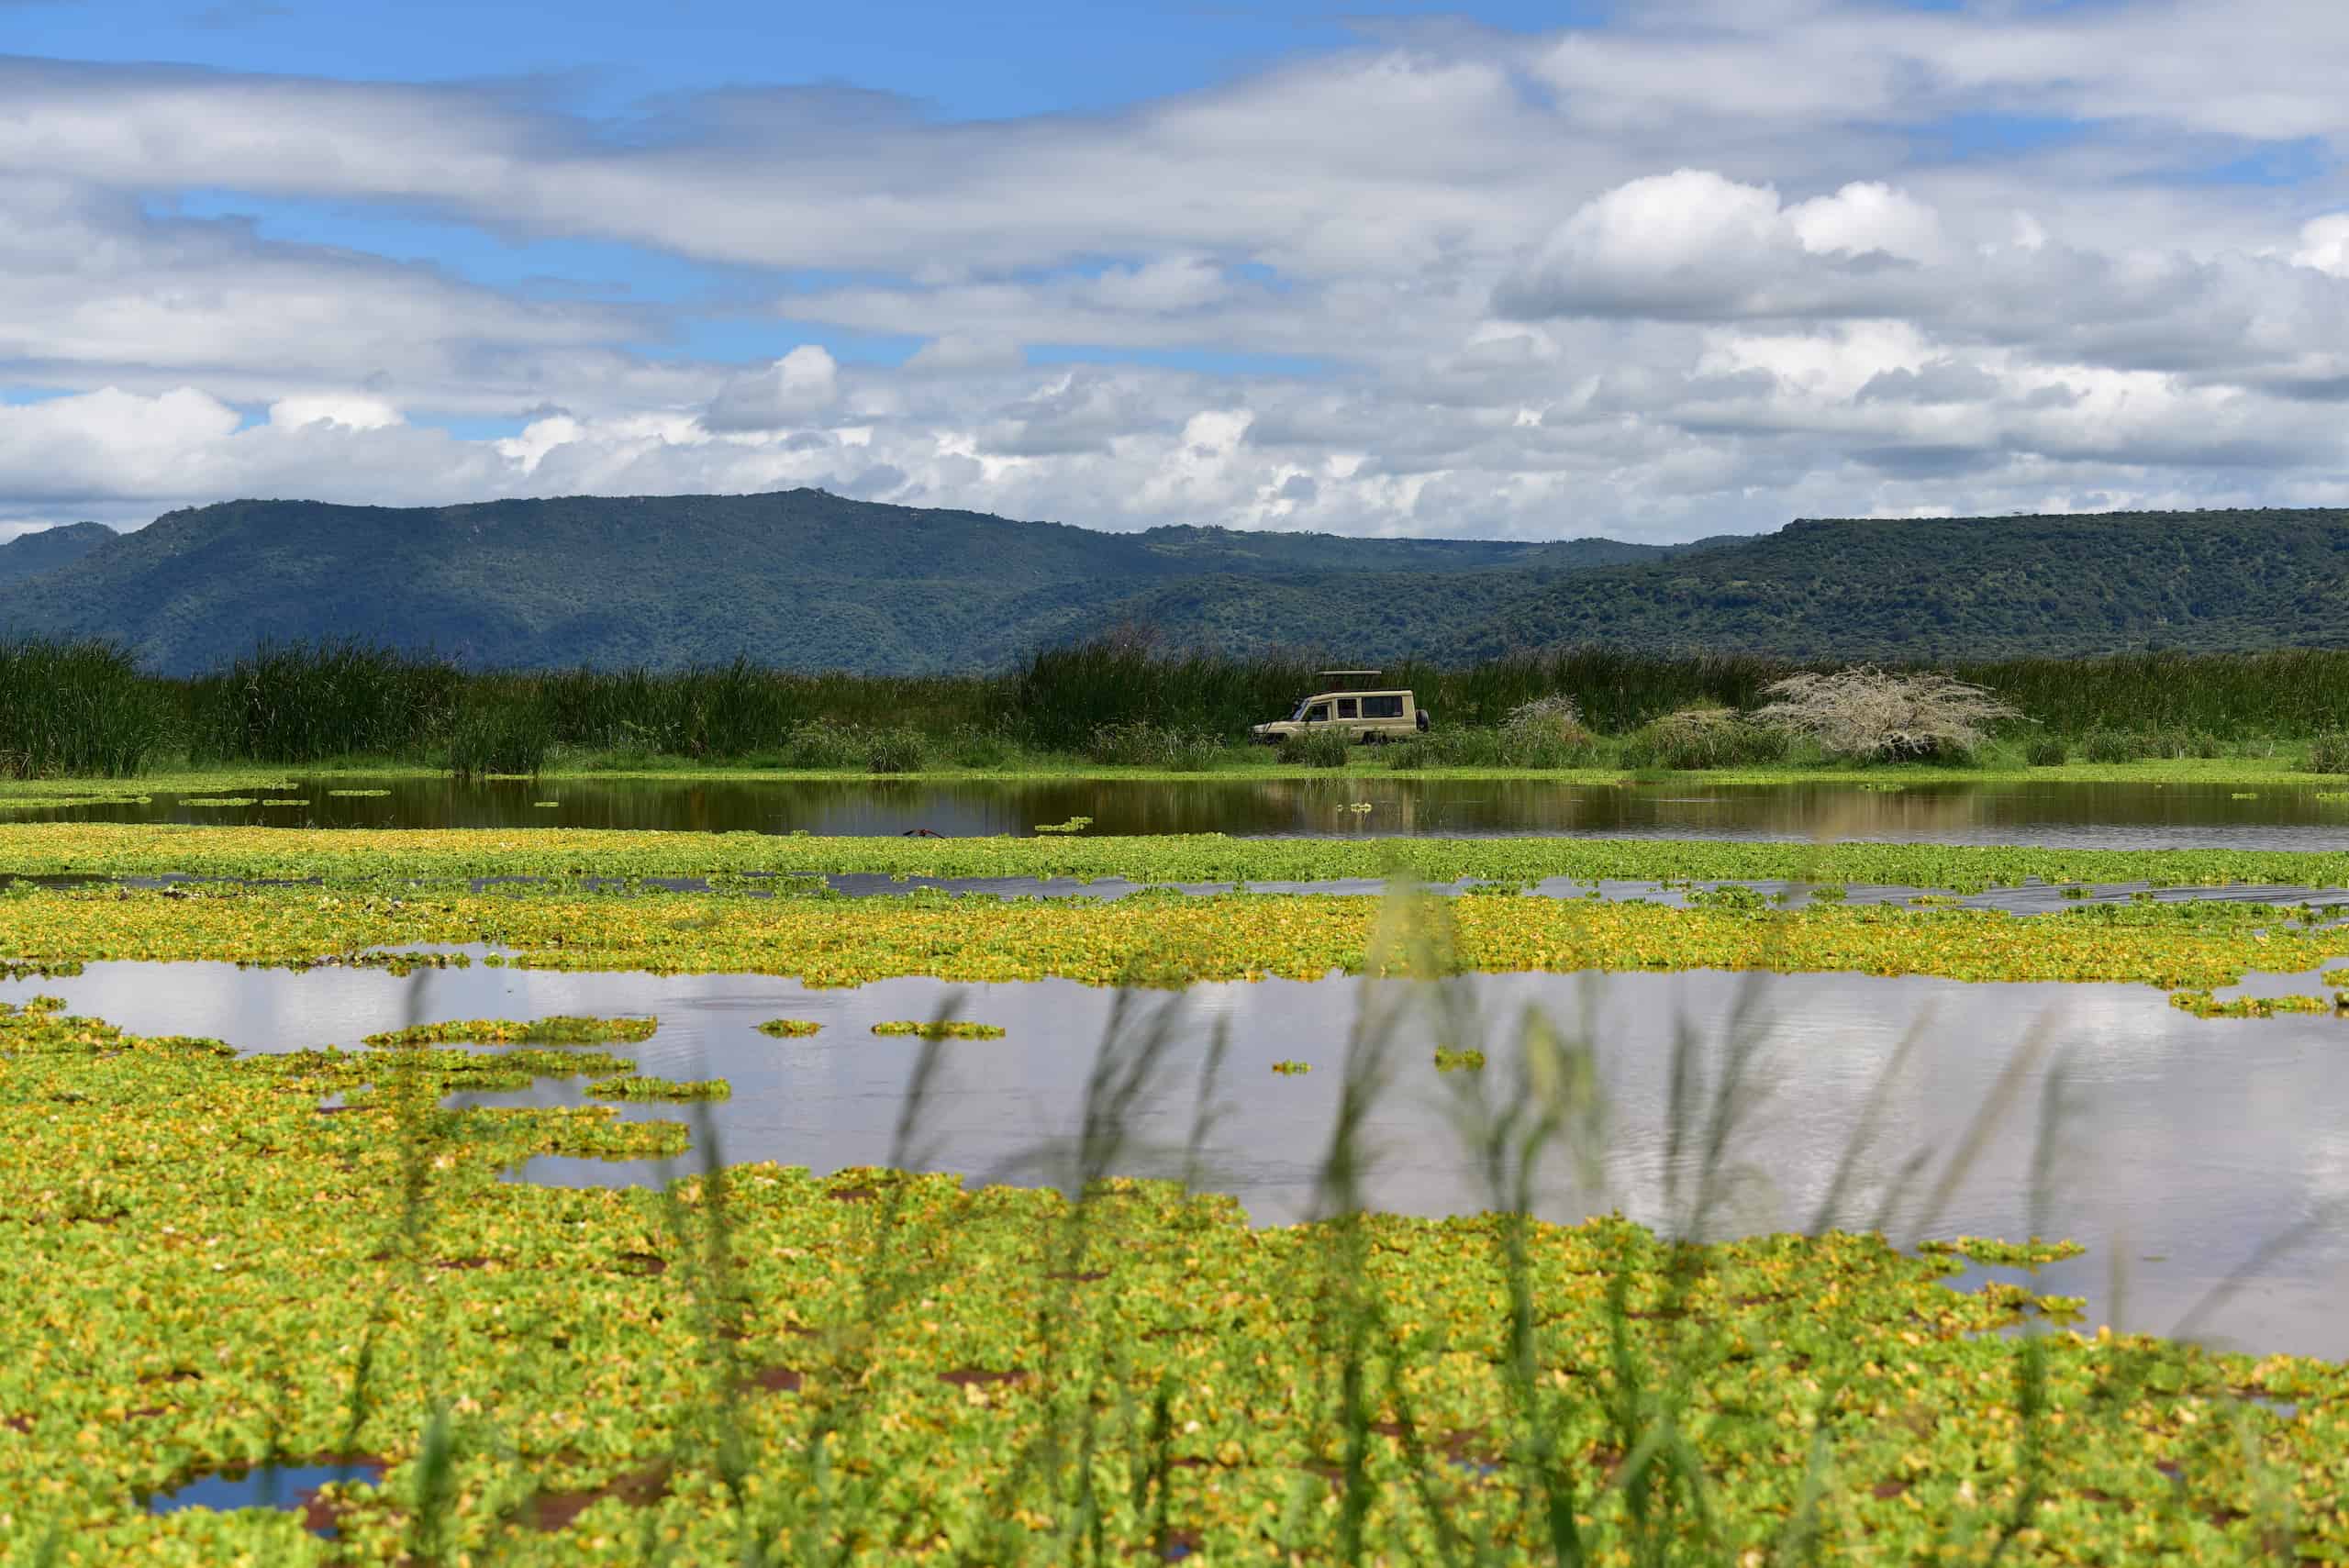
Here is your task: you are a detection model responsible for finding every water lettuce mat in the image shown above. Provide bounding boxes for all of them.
[5,997,2347,1564]
[3,884,2344,991]
[8,822,2349,895]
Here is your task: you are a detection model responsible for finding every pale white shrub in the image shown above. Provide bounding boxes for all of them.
[1752,667,2017,762]
[1501,694,1588,740]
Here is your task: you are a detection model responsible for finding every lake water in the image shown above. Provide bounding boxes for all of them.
[14,953,2349,1361]
[7,774,2349,850]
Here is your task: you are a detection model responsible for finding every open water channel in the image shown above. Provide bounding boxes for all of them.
[9,774,2349,850]
[11,953,2349,1361]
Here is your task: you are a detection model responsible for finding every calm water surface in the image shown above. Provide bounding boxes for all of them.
[14,954,2349,1360]
[8,774,2349,850]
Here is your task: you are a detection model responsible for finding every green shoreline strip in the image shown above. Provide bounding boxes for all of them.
[6,822,2349,894]
[4,884,2343,990]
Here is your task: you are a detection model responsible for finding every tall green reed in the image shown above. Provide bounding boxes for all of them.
[189,639,462,762]
[0,638,166,777]
[19,634,2349,773]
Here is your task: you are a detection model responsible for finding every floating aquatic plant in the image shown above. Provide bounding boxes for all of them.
[585,1074,732,1101]
[754,1018,822,1038]
[1271,1059,1310,1075]
[1920,1236,2087,1266]
[1032,816,1092,834]
[16,820,2349,904]
[2166,990,2343,1018]
[9,882,2349,994]
[870,1020,1006,1039]
[4,990,2346,1561]
[362,1016,658,1048]
[1432,1046,1486,1072]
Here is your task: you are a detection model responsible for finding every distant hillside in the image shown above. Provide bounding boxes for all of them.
[1,495,2340,670]
[0,491,1687,673]
[0,521,112,588]
[1089,511,2349,662]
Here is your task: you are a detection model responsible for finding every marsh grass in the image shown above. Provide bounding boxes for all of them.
[19,637,2349,774]
[447,696,552,780]
[0,638,167,778]
[1620,706,1787,770]
[192,639,462,763]
[1278,728,1358,768]
[1083,720,1226,771]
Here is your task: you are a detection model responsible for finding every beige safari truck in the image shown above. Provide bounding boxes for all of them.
[1250,671,1430,745]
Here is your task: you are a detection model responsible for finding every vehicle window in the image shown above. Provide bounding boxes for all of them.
[1361,695,1405,719]
[1304,703,1330,723]
[1336,697,1359,719]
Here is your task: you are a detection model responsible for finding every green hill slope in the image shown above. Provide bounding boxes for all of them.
[0,491,1679,673]
[1085,511,2349,662]
[0,521,114,588]
[2,495,2342,671]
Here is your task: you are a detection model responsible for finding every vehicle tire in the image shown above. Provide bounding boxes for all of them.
[1416,709,1431,732]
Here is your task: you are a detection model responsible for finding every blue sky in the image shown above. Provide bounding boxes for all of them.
[14,1,1618,115]
[4,0,2347,539]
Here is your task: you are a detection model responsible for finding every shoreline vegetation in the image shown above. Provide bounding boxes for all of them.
[5,636,2347,782]
[4,877,2344,991]
[7,821,2349,891]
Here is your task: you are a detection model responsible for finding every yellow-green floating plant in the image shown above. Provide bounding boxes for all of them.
[1272,1059,1310,1075]
[1920,1236,2087,1266]
[870,1020,1007,1040]
[585,1074,732,1101]
[10,883,2349,995]
[5,999,2349,1562]
[13,820,2349,897]
[754,1018,823,1038]
[2167,991,2345,1018]
[362,1016,659,1048]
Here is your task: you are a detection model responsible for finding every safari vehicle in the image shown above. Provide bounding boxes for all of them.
[1249,671,1430,745]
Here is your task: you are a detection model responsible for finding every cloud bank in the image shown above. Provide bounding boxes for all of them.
[7,0,2349,541]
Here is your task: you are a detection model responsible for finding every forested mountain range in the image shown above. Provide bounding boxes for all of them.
[0,519,112,588]
[0,491,2341,672]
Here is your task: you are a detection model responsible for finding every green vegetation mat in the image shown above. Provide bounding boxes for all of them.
[362,1016,659,1048]
[3,884,2344,991]
[3,997,2343,1562]
[583,1074,733,1102]
[7,823,2349,895]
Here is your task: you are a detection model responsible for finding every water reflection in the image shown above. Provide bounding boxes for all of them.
[8,774,2349,850]
[144,1460,385,1537]
[13,953,2349,1359]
